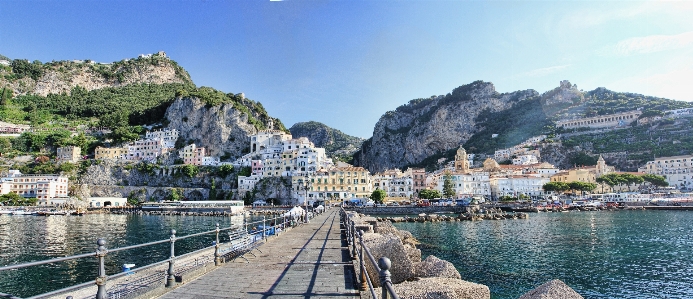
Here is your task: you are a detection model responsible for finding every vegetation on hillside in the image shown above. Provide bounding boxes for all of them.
[289,121,363,162]
[1,53,192,85]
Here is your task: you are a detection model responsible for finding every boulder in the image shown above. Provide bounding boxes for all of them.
[391,277,490,299]
[361,232,415,287]
[415,255,461,279]
[518,279,584,299]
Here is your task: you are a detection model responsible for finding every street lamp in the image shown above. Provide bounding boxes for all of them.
[302,173,312,223]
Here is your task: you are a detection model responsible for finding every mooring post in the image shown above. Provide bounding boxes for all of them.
[95,238,108,299]
[166,229,176,287]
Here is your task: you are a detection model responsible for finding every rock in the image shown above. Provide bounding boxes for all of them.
[391,277,490,299]
[518,279,584,299]
[415,255,461,279]
[361,232,415,287]
[352,81,538,172]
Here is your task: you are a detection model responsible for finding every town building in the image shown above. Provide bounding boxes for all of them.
[0,171,69,204]
[181,144,206,165]
[639,154,693,191]
[95,146,128,160]
[555,110,642,129]
[490,175,548,199]
[56,146,81,162]
[126,139,169,162]
[145,128,179,148]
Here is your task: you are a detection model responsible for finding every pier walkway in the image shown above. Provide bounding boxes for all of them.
[157,208,360,299]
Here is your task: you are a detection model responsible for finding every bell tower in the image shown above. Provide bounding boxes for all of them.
[454,146,469,173]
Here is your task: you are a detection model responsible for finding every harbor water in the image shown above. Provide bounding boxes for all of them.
[0,213,255,298]
[2,210,693,298]
[393,210,693,299]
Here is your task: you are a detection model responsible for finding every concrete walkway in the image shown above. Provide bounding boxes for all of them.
[157,208,360,299]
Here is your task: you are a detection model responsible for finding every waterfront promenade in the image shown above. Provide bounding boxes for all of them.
[157,208,360,299]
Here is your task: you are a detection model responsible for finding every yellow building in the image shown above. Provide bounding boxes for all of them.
[56,146,81,162]
[309,167,371,199]
[95,146,128,160]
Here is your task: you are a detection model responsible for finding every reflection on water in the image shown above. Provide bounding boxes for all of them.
[393,210,693,299]
[0,213,250,297]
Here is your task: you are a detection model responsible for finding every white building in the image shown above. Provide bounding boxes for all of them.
[490,175,548,199]
[0,172,69,202]
[435,171,491,198]
[512,154,539,165]
[126,139,168,162]
[145,129,179,148]
[639,154,693,191]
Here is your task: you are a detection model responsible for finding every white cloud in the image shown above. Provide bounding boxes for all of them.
[603,31,693,56]
[518,64,571,78]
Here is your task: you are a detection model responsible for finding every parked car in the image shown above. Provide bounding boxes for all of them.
[388,202,400,206]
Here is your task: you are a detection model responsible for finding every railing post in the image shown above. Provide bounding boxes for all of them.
[262,216,266,241]
[379,257,393,299]
[95,238,108,299]
[351,222,357,259]
[214,223,221,266]
[358,230,367,291]
[166,229,176,287]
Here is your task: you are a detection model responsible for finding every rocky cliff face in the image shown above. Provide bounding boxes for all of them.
[165,97,284,159]
[289,121,364,158]
[0,53,192,96]
[353,81,538,173]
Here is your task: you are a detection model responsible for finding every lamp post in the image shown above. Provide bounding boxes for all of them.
[303,173,311,223]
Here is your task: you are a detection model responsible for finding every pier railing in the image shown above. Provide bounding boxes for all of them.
[341,209,399,299]
[0,212,301,299]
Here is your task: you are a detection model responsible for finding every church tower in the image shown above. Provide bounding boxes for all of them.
[596,155,606,176]
[454,146,470,173]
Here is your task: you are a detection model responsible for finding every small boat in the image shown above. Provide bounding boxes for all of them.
[0,210,13,215]
[12,210,37,215]
[418,213,426,217]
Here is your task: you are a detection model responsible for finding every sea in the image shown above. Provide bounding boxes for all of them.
[1,210,693,298]
[393,210,693,299]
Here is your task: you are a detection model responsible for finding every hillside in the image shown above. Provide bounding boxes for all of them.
[352,81,538,173]
[0,52,192,97]
[289,121,364,162]
[353,80,693,173]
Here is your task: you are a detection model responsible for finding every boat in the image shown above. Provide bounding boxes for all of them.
[12,210,37,215]
[0,210,13,215]
[418,213,426,217]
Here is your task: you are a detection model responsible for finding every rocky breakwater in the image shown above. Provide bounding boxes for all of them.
[346,211,491,299]
[347,211,585,299]
[372,207,530,223]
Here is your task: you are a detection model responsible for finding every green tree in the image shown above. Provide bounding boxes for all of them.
[418,189,442,199]
[370,189,387,204]
[620,173,644,192]
[542,181,570,193]
[238,167,251,177]
[217,164,234,177]
[167,188,182,201]
[642,174,668,188]
[0,137,12,154]
[182,164,199,178]
[208,178,217,201]
[443,172,455,198]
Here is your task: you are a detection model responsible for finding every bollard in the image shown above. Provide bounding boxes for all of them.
[214,223,221,266]
[95,238,108,299]
[379,257,393,299]
[358,230,367,291]
[166,229,176,287]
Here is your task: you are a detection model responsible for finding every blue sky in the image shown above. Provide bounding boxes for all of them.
[2,1,692,138]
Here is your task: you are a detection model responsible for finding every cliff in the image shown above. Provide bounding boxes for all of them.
[289,121,364,161]
[165,92,287,160]
[0,52,192,97]
[353,81,538,173]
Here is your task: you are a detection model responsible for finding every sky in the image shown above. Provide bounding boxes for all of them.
[1,1,692,138]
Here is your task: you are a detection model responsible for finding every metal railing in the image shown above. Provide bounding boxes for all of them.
[341,209,399,299]
[0,213,299,299]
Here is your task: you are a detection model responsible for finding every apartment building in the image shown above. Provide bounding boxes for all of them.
[56,146,81,162]
[95,146,128,160]
[639,154,693,190]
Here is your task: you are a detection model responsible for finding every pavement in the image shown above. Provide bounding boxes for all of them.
[156,208,360,299]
